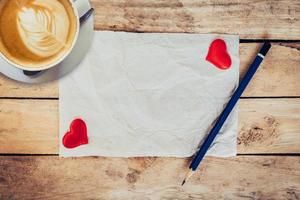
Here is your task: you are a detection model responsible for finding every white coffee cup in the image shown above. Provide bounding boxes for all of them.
[0,0,80,72]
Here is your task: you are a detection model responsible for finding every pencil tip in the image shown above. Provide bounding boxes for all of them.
[181,179,186,186]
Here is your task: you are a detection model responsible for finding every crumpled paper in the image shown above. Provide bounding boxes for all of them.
[59,31,239,157]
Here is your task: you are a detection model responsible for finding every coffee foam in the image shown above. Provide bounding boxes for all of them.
[0,0,78,69]
[17,0,70,57]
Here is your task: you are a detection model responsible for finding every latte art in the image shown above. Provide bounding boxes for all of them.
[0,0,78,69]
[17,0,70,57]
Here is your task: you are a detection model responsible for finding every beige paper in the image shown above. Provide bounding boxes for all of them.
[59,31,239,157]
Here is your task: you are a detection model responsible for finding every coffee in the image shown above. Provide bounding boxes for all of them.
[0,0,78,69]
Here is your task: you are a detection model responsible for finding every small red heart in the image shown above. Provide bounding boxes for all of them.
[62,118,88,149]
[206,39,232,70]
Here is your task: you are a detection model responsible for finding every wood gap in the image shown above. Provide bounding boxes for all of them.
[1,97,300,100]
[0,97,59,100]
[240,96,300,99]
[240,39,300,43]
[0,153,299,157]
[0,154,58,156]
[237,153,300,157]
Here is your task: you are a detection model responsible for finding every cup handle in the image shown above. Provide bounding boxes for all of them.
[23,70,42,76]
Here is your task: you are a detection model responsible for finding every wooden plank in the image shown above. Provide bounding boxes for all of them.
[0,100,58,154]
[0,156,299,199]
[0,76,58,98]
[237,99,300,154]
[90,0,300,39]
[1,43,299,98]
[0,98,299,154]
[241,43,300,97]
[240,43,300,97]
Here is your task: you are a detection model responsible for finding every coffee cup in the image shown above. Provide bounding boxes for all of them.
[0,0,80,72]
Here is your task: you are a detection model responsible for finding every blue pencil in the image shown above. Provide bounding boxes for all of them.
[182,42,272,185]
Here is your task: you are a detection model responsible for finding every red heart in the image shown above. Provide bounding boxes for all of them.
[206,39,232,70]
[62,118,88,148]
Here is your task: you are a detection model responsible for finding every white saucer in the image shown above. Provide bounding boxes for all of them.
[0,0,94,84]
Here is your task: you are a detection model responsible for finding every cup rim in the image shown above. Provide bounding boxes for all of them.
[0,0,80,72]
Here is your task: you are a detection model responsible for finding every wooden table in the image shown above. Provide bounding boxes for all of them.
[1,1,300,199]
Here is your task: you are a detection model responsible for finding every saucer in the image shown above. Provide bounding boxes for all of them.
[0,0,94,84]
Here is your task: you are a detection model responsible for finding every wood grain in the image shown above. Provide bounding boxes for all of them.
[0,76,58,98]
[241,43,300,97]
[0,156,299,199]
[1,43,299,98]
[237,99,300,154]
[0,98,299,154]
[0,100,58,154]
[90,0,300,39]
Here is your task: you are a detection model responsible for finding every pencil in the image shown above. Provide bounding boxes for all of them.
[182,42,272,185]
